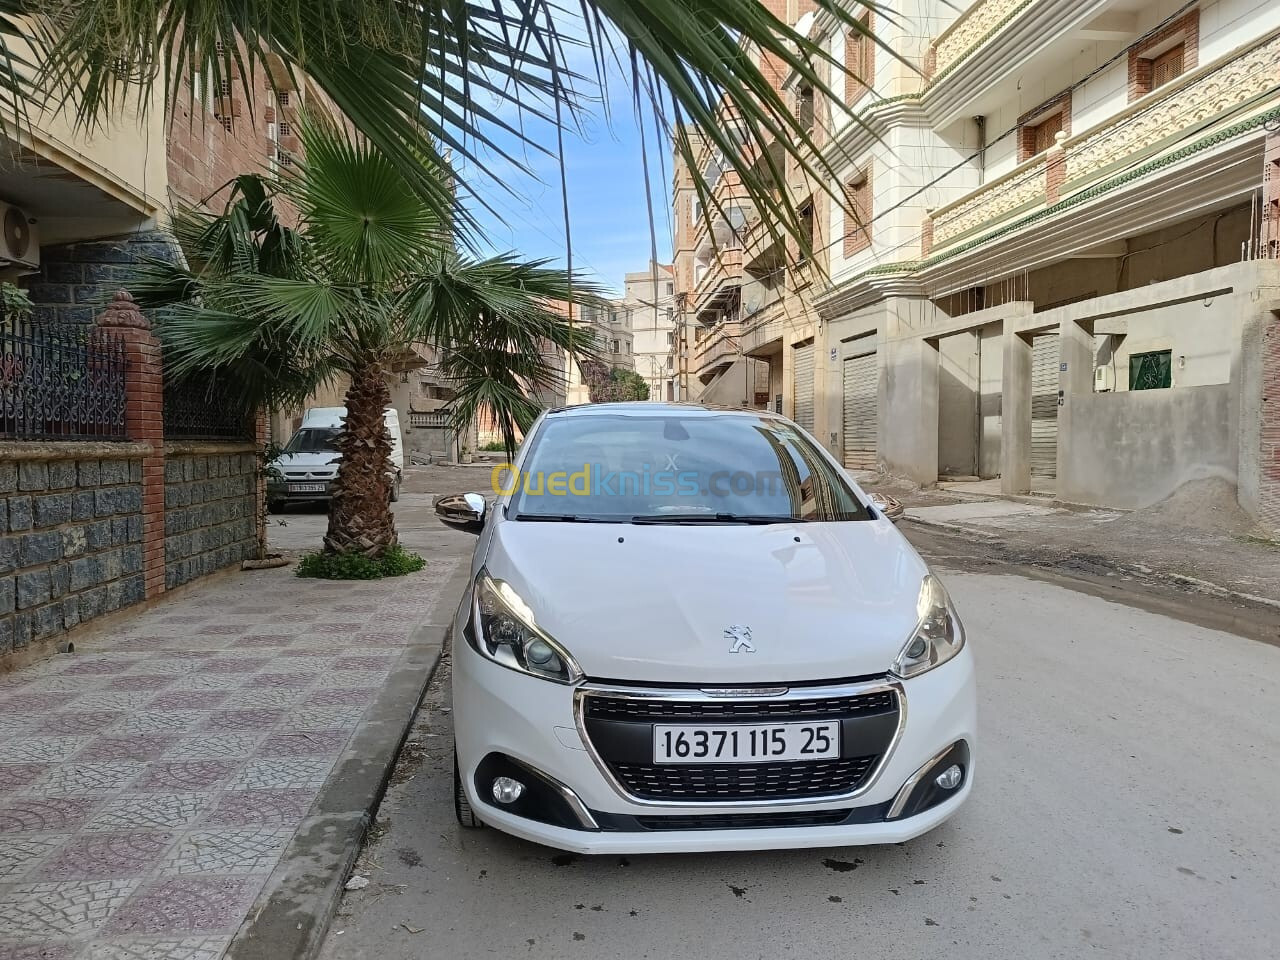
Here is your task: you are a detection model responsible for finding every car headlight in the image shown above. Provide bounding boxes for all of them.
[469,572,582,684]
[891,575,965,679]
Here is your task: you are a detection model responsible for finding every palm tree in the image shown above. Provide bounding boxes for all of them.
[132,120,601,557]
[5,0,877,247]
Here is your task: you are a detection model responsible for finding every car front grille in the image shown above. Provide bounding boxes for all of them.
[612,757,877,802]
[584,690,895,723]
[580,684,901,804]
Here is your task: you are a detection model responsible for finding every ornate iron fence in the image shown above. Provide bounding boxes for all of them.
[0,320,128,440]
[163,373,254,440]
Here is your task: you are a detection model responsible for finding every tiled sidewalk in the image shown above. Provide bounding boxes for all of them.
[0,551,463,960]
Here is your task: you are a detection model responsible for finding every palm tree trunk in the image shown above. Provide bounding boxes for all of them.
[324,364,398,556]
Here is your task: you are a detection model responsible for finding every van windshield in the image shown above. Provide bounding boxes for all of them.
[285,427,340,454]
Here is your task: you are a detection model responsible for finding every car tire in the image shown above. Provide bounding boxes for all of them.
[267,499,284,514]
[454,754,484,829]
[390,474,401,503]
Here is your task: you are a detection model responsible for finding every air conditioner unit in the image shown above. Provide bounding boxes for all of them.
[0,203,39,272]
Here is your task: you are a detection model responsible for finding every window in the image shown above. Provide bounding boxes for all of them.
[844,16,874,104]
[218,79,232,98]
[277,90,290,107]
[667,282,674,295]
[277,149,293,167]
[844,171,872,258]
[220,116,234,133]
[667,332,675,346]
[797,202,815,263]
[692,199,702,225]
[1129,11,1197,101]
[1151,44,1185,89]
[1017,95,1071,161]
[667,357,673,370]
[666,307,674,324]
[1129,350,1172,390]
[611,339,620,353]
[278,121,291,137]
[797,85,815,132]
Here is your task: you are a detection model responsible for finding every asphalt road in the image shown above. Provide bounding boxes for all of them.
[318,544,1280,960]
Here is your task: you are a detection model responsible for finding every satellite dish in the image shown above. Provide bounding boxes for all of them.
[4,208,29,260]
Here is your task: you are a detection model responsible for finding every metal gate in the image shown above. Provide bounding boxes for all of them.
[792,342,815,432]
[842,353,877,470]
[1030,333,1059,479]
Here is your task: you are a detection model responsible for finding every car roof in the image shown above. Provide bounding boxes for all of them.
[544,402,785,421]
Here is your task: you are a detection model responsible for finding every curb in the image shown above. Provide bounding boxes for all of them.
[226,560,473,960]
[903,515,1280,611]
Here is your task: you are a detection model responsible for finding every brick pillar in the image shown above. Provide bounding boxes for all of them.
[1263,130,1280,260]
[97,291,166,599]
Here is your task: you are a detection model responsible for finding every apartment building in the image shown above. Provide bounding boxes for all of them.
[677,0,1280,532]
[670,0,819,413]
[622,261,678,400]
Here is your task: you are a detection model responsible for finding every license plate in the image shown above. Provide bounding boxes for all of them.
[653,721,840,764]
[288,483,326,493]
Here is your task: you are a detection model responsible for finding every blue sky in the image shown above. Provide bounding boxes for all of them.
[456,55,675,298]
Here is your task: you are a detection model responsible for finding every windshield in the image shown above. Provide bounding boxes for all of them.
[285,427,340,454]
[506,413,871,523]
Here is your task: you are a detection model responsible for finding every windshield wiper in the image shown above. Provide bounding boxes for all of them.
[630,514,806,525]
[513,514,615,523]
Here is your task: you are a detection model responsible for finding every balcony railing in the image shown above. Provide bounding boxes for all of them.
[931,0,1029,78]
[692,320,742,376]
[928,30,1280,253]
[691,247,744,318]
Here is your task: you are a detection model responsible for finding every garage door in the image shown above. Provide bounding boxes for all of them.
[792,342,815,433]
[842,353,877,470]
[1030,333,1059,479]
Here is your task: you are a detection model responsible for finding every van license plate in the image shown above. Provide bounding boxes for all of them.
[653,721,840,764]
[288,483,326,493]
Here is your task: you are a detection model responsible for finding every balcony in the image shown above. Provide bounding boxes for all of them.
[691,247,745,321]
[927,29,1280,256]
[738,279,785,356]
[926,0,1114,126]
[692,320,743,381]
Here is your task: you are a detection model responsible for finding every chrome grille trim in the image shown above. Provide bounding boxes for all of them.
[573,678,906,809]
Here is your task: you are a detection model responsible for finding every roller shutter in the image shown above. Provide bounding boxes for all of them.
[841,353,877,470]
[1030,333,1059,479]
[792,343,815,432]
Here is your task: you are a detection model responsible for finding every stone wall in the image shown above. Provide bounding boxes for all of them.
[23,232,182,327]
[1,448,148,661]
[164,447,259,589]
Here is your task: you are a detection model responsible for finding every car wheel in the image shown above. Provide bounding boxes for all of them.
[267,499,284,514]
[454,754,484,829]
[390,474,402,503]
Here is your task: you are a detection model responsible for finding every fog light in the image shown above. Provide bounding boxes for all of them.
[491,776,525,804]
[935,764,963,790]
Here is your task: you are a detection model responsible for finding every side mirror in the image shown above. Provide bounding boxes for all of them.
[434,492,488,534]
[868,492,904,524]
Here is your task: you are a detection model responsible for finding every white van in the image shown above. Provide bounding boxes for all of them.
[268,406,404,511]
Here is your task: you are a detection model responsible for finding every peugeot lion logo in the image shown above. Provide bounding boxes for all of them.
[725,624,755,654]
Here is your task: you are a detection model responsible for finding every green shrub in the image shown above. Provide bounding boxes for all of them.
[296,545,427,580]
[479,440,508,452]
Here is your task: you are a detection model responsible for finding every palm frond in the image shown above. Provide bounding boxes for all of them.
[37,0,879,242]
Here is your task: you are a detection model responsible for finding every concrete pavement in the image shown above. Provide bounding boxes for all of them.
[318,565,1280,960]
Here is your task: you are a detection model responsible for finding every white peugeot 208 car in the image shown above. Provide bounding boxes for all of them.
[436,402,976,854]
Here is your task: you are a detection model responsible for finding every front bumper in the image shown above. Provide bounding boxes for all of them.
[453,639,977,854]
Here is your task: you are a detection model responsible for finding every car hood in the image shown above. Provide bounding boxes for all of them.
[483,519,929,684]
[275,452,340,473]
